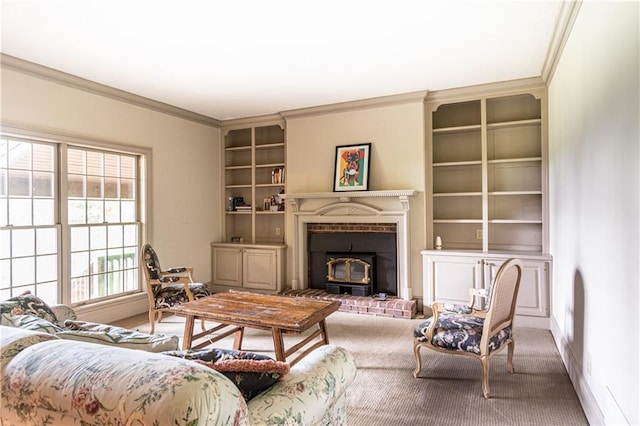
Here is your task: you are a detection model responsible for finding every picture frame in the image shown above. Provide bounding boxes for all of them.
[333,143,371,192]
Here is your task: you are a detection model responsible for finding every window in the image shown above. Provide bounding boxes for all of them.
[0,133,145,306]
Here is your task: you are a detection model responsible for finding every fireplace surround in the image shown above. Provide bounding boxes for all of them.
[286,190,416,301]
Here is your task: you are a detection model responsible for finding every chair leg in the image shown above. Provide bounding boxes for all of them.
[481,356,490,399]
[149,310,156,334]
[200,318,206,332]
[507,340,515,374]
[413,341,422,378]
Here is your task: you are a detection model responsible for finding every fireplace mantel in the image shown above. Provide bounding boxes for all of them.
[287,189,417,301]
[286,190,416,212]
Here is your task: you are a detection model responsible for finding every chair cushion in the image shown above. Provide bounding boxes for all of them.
[414,313,512,354]
[57,320,179,352]
[163,347,289,401]
[0,293,58,324]
[154,282,210,309]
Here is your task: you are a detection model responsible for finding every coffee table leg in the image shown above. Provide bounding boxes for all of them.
[319,319,330,344]
[182,315,195,350]
[233,327,245,351]
[271,328,286,362]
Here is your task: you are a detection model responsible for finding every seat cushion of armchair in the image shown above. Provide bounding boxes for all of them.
[414,313,512,355]
[154,282,210,308]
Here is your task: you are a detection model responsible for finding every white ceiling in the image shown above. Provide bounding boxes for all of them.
[1,1,565,121]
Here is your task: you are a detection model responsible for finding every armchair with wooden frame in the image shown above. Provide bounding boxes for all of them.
[412,258,523,398]
[141,243,210,334]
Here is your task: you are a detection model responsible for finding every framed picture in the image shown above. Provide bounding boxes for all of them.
[333,143,371,192]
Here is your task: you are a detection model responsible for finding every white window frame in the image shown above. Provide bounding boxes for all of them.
[1,126,150,307]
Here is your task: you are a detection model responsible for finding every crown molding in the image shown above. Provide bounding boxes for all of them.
[541,0,583,84]
[280,90,428,119]
[220,113,285,132]
[425,77,547,105]
[1,54,222,128]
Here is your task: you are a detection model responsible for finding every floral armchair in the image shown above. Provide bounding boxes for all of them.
[413,258,523,398]
[141,243,210,333]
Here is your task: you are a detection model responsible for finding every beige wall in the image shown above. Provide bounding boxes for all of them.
[285,102,427,300]
[548,2,639,424]
[1,66,222,320]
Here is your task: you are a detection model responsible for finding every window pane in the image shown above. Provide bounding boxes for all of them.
[90,226,107,249]
[105,200,120,222]
[33,144,54,172]
[0,198,6,225]
[87,200,104,223]
[87,151,103,176]
[0,259,10,285]
[8,141,31,169]
[0,139,6,168]
[35,281,57,305]
[0,229,9,258]
[33,199,54,225]
[8,169,30,196]
[105,176,118,198]
[68,174,85,197]
[13,257,35,285]
[0,169,6,196]
[105,154,119,177]
[71,251,89,277]
[8,199,31,226]
[121,157,135,178]
[12,229,34,257]
[108,225,123,247]
[33,171,54,197]
[87,175,102,198]
[121,201,135,222]
[68,200,87,224]
[123,224,137,246]
[71,226,89,251]
[36,227,57,254]
[67,149,85,174]
[37,254,57,282]
[120,178,134,199]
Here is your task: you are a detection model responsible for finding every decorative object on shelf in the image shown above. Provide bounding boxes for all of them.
[435,236,442,250]
[333,143,371,192]
[271,167,285,184]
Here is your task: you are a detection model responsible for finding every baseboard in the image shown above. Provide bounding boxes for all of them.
[550,315,605,425]
[514,315,550,329]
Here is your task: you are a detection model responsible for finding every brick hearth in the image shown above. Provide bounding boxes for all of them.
[283,289,417,319]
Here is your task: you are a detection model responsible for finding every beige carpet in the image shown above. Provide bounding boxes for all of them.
[115,312,588,426]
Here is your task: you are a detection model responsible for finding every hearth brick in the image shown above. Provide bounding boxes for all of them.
[283,289,417,319]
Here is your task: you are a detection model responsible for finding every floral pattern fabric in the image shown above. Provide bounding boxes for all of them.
[154,282,210,309]
[414,313,512,354]
[0,293,59,324]
[247,345,357,426]
[1,326,358,426]
[2,337,248,426]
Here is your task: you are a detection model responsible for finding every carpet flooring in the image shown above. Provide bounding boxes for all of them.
[114,311,588,426]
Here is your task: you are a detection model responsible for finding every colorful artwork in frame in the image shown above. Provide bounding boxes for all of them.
[333,143,371,192]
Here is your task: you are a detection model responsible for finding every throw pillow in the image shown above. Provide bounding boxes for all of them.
[57,320,179,352]
[163,347,290,401]
[1,313,64,335]
[0,292,58,324]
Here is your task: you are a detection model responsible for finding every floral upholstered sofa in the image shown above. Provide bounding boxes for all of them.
[0,294,358,425]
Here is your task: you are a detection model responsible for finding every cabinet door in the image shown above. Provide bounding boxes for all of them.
[429,256,482,305]
[212,247,243,287]
[243,248,277,291]
[485,258,549,317]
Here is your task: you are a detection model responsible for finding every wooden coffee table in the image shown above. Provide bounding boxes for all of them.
[171,291,341,365]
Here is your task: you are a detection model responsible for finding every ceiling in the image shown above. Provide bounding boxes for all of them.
[1,1,567,121]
